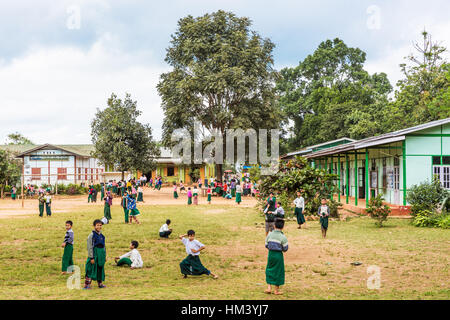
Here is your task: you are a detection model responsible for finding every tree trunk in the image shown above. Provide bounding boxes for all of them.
[1,185,3,199]
[215,163,223,183]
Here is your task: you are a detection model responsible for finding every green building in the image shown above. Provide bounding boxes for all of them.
[301,118,450,211]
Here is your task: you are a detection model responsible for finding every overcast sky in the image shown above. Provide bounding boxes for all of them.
[0,0,449,144]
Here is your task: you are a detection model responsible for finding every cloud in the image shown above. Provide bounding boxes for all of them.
[0,33,168,144]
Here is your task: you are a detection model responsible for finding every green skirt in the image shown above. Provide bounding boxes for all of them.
[266,250,285,286]
[174,191,178,199]
[207,194,211,202]
[85,247,106,281]
[45,203,52,216]
[235,193,242,203]
[11,194,16,200]
[179,255,210,276]
[104,204,112,220]
[295,207,305,225]
[130,208,140,216]
[123,207,129,223]
[231,188,236,197]
[187,197,192,205]
[117,257,132,267]
[62,244,74,272]
[320,216,329,230]
[39,204,44,217]
[113,186,118,194]
[137,192,143,202]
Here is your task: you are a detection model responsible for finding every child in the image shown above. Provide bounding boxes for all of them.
[44,191,52,217]
[84,219,106,289]
[207,186,212,204]
[264,192,277,236]
[11,186,16,200]
[137,186,144,202]
[275,202,285,218]
[193,186,198,205]
[103,191,112,221]
[179,181,185,194]
[61,220,74,274]
[264,218,288,295]
[318,198,330,238]
[88,186,94,203]
[159,219,172,238]
[225,191,232,199]
[38,192,45,217]
[187,188,192,205]
[235,183,242,205]
[114,241,143,269]
[179,230,218,279]
[293,191,306,229]
[122,191,129,224]
[127,193,141,224]
[173,182,178,199]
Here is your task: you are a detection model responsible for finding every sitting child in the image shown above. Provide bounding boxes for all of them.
[159,219,173,238]
[114,240,143,269]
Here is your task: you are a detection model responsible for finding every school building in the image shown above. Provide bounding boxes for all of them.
[0,144,215,187]
[292,118,450,214]
[149,148,216,184]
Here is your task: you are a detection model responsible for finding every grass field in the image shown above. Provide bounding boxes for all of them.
[0,198,449,300]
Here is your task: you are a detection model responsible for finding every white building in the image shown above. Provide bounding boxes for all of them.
[1,144,127,186]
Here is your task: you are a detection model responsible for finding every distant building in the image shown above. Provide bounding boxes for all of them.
[280,138,356,160]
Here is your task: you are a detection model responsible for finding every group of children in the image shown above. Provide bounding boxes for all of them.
[59,216,219,289]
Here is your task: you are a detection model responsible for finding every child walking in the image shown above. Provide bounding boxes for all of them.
[44,191,52,217]
[318,198,330,238]
[84,219,106,289]
[235,183,242,205]
[61,220,74,274]
[114,240,143,269]
[193,186,199,205]
[137,186,144,202]
[179,230,218,279]
[293,191,306,229]
[38,192,45,217]
[207,186,212,204]
[265,218,288,295]
[122,191,129,224]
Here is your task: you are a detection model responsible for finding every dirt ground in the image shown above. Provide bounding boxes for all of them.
[0,186,258,219]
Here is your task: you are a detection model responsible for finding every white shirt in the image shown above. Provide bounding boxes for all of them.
[181,238,204,256]
[294,197,305,210]
[120,248,143,268]
[235,185,242,193]
[159,223,170,233]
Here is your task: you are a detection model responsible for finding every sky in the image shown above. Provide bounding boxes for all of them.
[0,0,449,144]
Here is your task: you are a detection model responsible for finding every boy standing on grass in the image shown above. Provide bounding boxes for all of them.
[179,230,218,279]
[44,191,52,217]
[173,182,178,199]
[159,219,173,238]
[38,192,45,217]
[114,240,143,269]
[264,218,288,295]
[318,198,330,238]
[122,191,129,224]
[103,191,112,221]
[84,219,106,289]
[61,220,74,274]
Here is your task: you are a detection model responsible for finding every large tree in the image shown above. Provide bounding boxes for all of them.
[157,10,281,181]
[91,93,159,180]
[385,30,449,130]
[0,149,21,198]
[276,38,392,150]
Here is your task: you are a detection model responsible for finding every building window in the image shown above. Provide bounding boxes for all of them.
[167,167,175,176]
[31,168,41,181]
[443,156,450,165]
[433,156,441,165]
[57,168,67,180]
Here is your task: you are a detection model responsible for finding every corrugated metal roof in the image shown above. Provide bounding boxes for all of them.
[281,137,356,159]
[306,117,450,158]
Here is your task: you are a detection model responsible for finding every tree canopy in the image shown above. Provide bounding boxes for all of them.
[158,10,282,181]
[6,132,33,145]
[91,93,159,179]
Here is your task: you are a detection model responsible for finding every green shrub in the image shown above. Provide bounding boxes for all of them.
[412,210,437,227]
[407,178,448,216]
[437,214,450,229]
[366,194,390,227]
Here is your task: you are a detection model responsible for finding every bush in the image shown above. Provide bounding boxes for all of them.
[407,178,448,216]
[413,210,450,229]
[366,194,390,227]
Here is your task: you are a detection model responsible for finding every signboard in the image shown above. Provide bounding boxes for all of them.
[30,156,70,161]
